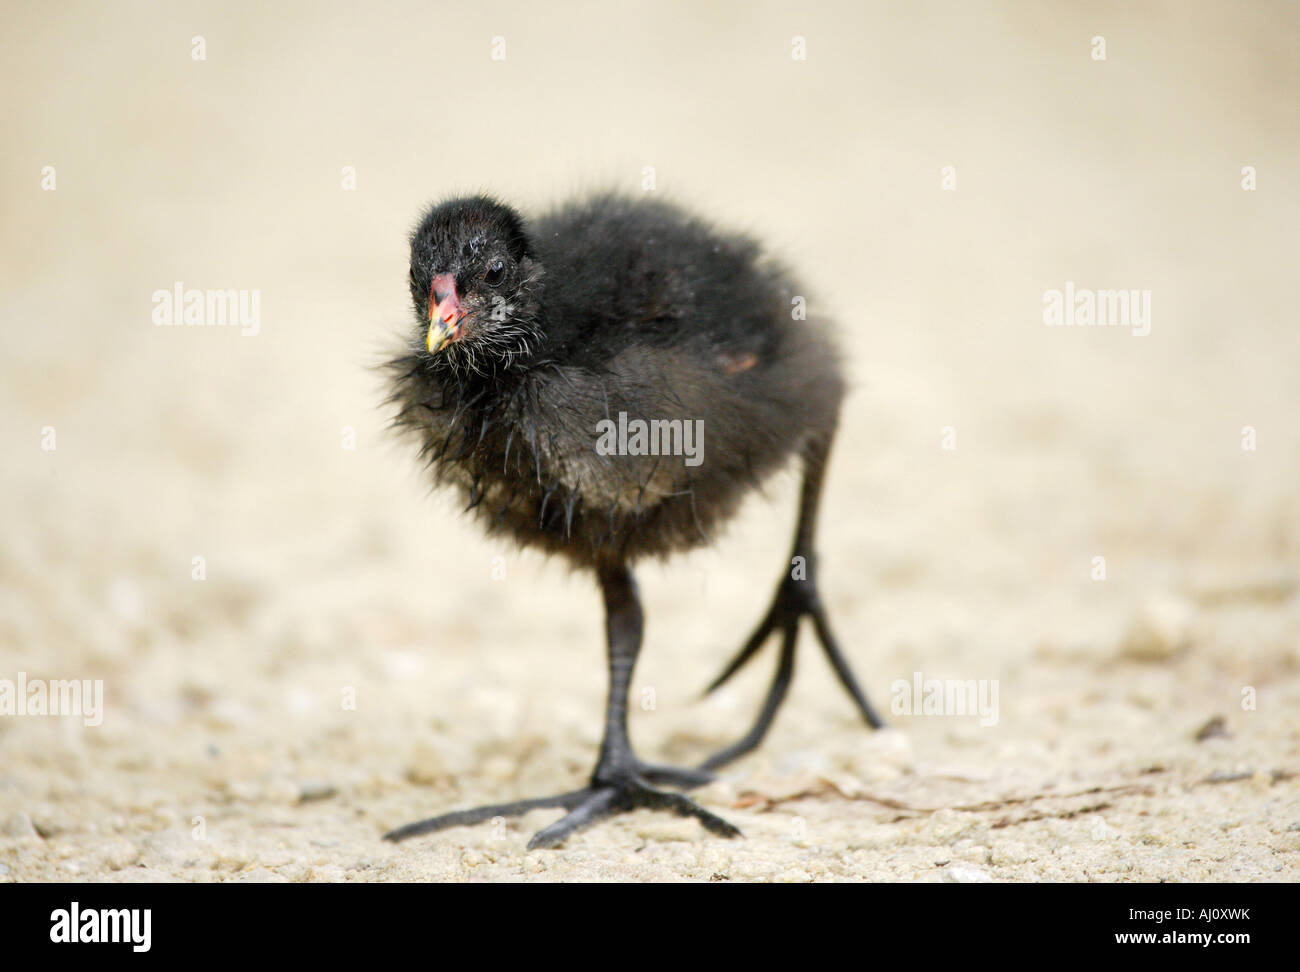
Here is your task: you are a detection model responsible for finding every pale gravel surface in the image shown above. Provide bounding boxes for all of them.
[2,1,1298,882]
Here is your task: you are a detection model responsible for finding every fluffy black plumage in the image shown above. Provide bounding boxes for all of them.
[386,193,843,565]
[383,192,880,849]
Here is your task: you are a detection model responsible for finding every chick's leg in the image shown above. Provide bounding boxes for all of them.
[385,564,738,849]
[698,427,884,772]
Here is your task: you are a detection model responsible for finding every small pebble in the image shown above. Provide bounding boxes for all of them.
[298,780,337,803]
[1195,716,1228,742]
[236,867,289,883]
[1120,595,1193,660]
[990,840,1035,865]
[943,864,992,883]
[3,812,38,838]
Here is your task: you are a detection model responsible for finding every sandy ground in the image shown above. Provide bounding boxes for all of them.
[1,1,1298,882]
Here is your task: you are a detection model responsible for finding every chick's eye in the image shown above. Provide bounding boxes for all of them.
[484,259,506,287]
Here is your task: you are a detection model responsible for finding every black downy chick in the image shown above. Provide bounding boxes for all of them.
[383,193,883,849]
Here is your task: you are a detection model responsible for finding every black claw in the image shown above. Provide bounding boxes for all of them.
[703,603,779,696]
[639,762,716,789]
[808,599,885,729]
[699,618,797,772]
[386,770,739,850]
[526,788,619,849]
[383,790,584,843]
[640,789,743,839]
[699,572,882,772]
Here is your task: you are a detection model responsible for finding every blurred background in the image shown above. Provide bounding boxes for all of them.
[1,0,1297,881]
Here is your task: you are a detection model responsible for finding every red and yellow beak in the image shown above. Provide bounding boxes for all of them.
[427,273,467,353]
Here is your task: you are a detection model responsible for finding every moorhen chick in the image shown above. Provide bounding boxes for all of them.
[382,193,883,849]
